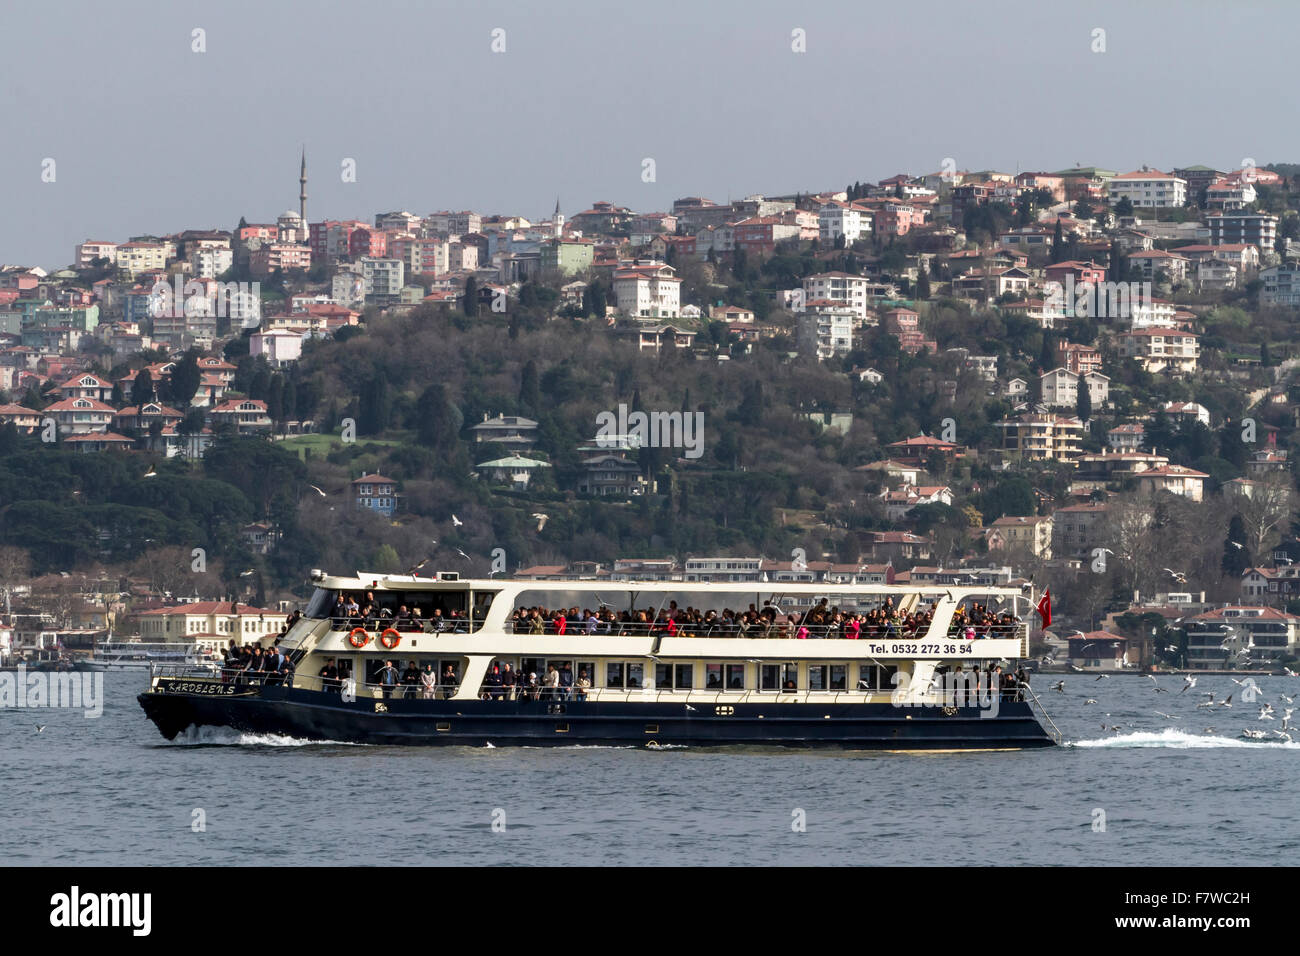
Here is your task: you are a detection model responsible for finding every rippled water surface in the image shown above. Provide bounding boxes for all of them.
[2,671,1297,865]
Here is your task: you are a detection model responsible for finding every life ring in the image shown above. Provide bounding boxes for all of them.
[348,627,370,648]
[379,628,401,649]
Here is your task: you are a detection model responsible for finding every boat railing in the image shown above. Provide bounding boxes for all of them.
[503,622,1026,641]
[1017,679,1063,744]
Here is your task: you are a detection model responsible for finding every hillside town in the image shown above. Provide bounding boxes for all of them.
[5,158,1300,673]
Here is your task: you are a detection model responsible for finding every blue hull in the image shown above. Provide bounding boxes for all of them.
[139,685,1056,750]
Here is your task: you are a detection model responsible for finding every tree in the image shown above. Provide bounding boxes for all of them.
[169,351,201,409]
[916,262,931,300]
[1223,513,1251,575]
[130,368,154,407]
[1237,475,1294,559]
[1076,377,1092,421]
[463,276,478,317]
[1050,219,1064,263]
[1114,196,1134,217]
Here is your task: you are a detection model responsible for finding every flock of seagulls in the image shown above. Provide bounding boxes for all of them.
[1043,669,1299,742]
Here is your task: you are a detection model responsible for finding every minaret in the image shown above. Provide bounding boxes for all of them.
[299,148,308,223]
[552,197,563,238]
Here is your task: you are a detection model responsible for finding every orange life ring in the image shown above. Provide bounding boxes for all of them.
[379,628,401,649]
[348,627,370,648]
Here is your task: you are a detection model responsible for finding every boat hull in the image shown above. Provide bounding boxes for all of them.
[138,684,1055,750]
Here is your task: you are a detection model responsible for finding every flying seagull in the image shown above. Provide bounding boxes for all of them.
[1179,676,1197,694]
[309,485,327,497]
[1051,681,1065,694]
[407,558,430,576]
[34,724,45,733]
[532,513,549,531]
[239,568,256,577]
[451,514,463,527]
[143,466,157,478]
[455,549,471,561]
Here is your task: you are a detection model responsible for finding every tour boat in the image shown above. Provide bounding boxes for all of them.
[138,571,1061,749]
[80,641,219,673]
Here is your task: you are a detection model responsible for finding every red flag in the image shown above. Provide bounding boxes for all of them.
[1036,589,1051,628]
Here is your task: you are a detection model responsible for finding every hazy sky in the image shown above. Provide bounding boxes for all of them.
[1,0,1295,267]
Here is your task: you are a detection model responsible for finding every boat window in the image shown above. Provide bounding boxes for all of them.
[626,662,644,689]
[606,662,624,688]
[830,664,847,690]
[726,663,745,689]
[655,663,693,690]
[304,588,334,619]
[760,663,798,691]
[808,664,828,691]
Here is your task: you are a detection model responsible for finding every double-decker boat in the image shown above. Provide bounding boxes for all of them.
[137,570,1061,749]
[78,641,219,673]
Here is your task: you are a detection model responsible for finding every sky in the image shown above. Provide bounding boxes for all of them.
[0,0,1296,268]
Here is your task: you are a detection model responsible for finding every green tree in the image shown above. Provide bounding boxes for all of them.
[169,351,201,408]
[130,368,154,407]
[1076,378,1092,421]
[463,276,478,317]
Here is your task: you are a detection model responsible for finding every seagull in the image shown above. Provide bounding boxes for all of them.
[1068,664,1084,673]
[1179,676,1197,694]
[1280,694,1294,704]
[1230,541,1244,550]
[1051,681,1065,693]
[1274,730,1293,742]
[406,558,430,576]
[1230,677,1247,686]
[1094,674,1110,681]
[455,549,471,561]
[1242,729,1268,740]
[451,514,463,527]
[143,466,157,478]
[1084,698,1098,705]
[34,724,45,733]
[1196,695,1216,709]
[1219,694,1234,708]
[532,513,549,531]
[1259,708,1275,721]
[1154,711,1180,720]
[685,704,697,712]
[239,569,256,577]
[1163,568,1187,584]
[1285,667,1299,678]
[309,485,327,497]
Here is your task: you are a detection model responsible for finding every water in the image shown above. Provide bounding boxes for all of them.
[2,672,1297,865]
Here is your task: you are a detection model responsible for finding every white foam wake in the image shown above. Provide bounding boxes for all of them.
[166,725,361,747]
[1069,727,1300,749]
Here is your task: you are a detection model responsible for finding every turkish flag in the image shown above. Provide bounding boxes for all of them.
[1036,589,1051,628]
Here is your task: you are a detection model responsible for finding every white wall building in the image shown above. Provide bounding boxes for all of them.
[1108,169,1188,208]
[613,261,682,318]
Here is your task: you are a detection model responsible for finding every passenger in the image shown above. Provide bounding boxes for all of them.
[500,662,517,700]
[486,662,504,700]
[575,669,591,701]
[376,660,400,699]
[402,661,421,698]
[440,664,458,699]
[543,664,561,700]
[421,663,437,699]
[559,662,574,699]
[319,657,340,693]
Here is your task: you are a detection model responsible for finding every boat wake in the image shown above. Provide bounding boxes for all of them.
[1068,727,1300,749]
[165,726,361,747]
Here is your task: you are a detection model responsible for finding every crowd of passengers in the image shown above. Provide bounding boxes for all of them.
[507,597,1021,640]
[330,590,472,632]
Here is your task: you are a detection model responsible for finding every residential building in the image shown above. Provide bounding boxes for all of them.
[474,455,551,490]
[210,398,272,434]
[613,261,681,318]
[1107,169,1188,207]
[988,515,1054,558]
[1206,212,1278,253]
[998,413,1084,461]
[1183,606,1300,670]
[1117,328,1199,374]
[539,238,595,276]
[351,473,399,516]
[883,307,936,355]
[1040,368,1109,410]
[1051,502,1109,558]
[75,241,118,268]
[359,257,404,304]
[469,414,538,451]
[797,303,854,360]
